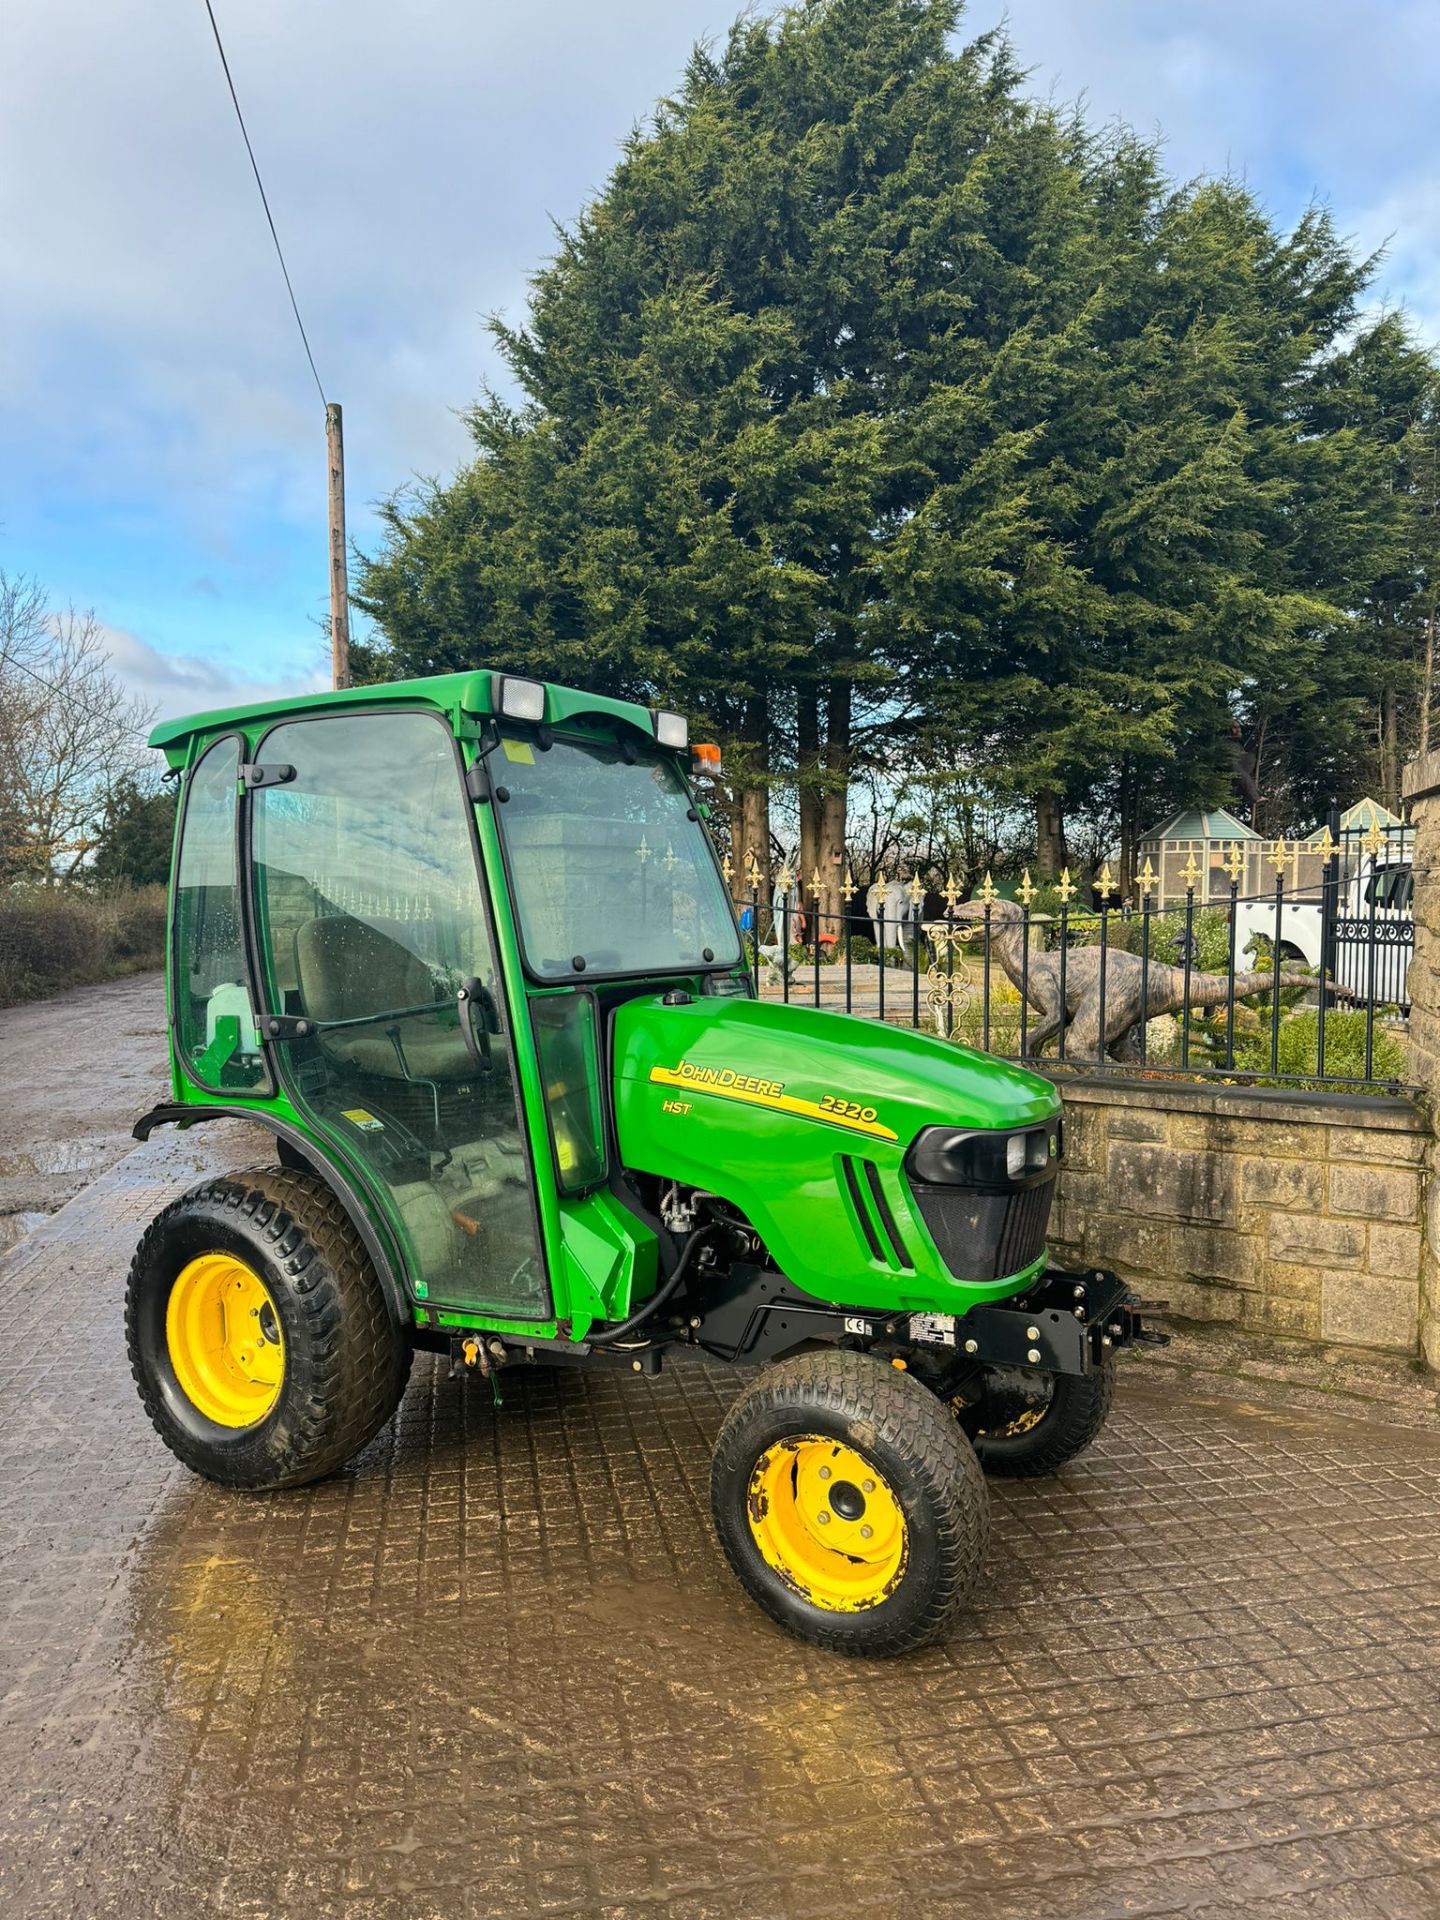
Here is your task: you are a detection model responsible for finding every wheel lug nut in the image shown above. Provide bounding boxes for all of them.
[860,1525,873,1540]
[817,1511,830,1524]
[862,1479,875,1493]
[818,1466,831,1480]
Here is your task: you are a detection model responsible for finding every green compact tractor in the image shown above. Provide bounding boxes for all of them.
[128,671,1160,1655]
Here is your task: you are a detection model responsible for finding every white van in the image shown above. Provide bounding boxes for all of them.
[1232,857,1414,1006]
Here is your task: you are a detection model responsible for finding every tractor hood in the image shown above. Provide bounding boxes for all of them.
[612,994,1062,1311]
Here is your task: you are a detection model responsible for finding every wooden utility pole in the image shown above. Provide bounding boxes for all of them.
[326,401,351,689]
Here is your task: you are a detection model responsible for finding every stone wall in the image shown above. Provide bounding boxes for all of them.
[1047,1075,1427,1358]
[1402,747,1440,1368]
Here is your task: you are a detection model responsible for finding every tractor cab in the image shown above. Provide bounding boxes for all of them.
[129,668,1157,1657]
[154,674,741,1330]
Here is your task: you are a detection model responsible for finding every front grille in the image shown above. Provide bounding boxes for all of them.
[994,1180,1053,1278]
[910,1177,1054,1282]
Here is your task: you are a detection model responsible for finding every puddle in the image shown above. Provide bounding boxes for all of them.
[0,1140,113,1179]
[0,1210,52,1251]
[568,1574,741,1643]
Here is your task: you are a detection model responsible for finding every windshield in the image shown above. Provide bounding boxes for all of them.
[492,730,740,980]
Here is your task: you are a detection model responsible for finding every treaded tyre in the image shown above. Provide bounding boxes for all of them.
[710,1350,989,1656]
[962,1360,1115,1478]
[126,1167,411,1491]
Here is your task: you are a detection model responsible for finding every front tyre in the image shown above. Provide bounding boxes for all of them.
[126,1167,411,1491]
[710,1351,989,1656]
[959,1360,1115,1478]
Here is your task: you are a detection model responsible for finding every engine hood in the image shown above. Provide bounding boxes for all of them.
[611,994,1062,1312]
[614,993,1059,1147]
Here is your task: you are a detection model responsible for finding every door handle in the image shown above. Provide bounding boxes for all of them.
[456,978,498,1072]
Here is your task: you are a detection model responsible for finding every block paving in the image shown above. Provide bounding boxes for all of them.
[3,1123,1440,1918]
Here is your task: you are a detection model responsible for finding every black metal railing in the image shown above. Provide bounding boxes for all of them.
[733,820,1414,1094]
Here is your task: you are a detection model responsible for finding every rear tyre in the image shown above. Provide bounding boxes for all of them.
[126,1167,411,1491]
[959,1360,1115,1478]
[710,1350,989,1656]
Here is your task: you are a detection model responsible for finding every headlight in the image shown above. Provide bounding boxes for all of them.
[652,710,688,750]
[493,674,546,723]
[906,1121,1060,1190]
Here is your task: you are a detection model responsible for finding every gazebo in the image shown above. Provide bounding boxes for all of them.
[1135,807,1262,907]
[1297,796,1413,889]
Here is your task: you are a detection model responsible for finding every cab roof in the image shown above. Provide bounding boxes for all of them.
[148,669,663,766]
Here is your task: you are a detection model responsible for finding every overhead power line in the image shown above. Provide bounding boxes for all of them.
[0,644,152,744]
[201,0,326,405]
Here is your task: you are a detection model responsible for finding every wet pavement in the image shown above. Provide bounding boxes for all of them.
[3,1123,1440,1920]
[0,972,168,1251]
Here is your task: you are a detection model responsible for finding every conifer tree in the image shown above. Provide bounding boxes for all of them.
[357,0,1438,898]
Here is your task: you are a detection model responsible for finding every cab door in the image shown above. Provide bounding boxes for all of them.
[249,708,548,1318]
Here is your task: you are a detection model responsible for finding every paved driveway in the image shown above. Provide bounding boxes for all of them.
[3,1123,1440,1919]
[0,972,168,1251]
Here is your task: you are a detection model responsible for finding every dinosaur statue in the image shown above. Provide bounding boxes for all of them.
[947,898,1338,1062]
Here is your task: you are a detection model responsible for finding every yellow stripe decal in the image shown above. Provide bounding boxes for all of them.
[647,1066,897,1141]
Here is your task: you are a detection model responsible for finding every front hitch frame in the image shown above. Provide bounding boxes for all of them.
[933,1267,1168,1378]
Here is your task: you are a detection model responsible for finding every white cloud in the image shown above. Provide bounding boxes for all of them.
[96,624,328,725]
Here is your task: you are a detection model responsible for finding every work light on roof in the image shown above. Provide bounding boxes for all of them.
[494,675,546,724]
[652,710,688,750]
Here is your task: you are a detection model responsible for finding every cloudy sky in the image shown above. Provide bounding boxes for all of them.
[2,1,1436,723]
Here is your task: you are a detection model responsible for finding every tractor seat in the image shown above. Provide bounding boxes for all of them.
[293,915,469,1082]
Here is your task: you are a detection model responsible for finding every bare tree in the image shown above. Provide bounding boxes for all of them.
[0,571,156,883]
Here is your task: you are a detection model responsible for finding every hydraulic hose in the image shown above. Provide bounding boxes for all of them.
[585,1227,716,1347]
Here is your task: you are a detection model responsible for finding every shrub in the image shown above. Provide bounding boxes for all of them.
[0,883,168,1007]
[103,886,168,962]
[1228,1008,1407,1086]
[1079,904,1230,971]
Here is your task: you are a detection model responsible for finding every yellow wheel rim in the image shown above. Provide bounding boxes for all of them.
[746,1435,908,1612]
[165,1252,285,1428]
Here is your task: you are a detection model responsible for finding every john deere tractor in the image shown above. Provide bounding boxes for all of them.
[128,671,1158,1655]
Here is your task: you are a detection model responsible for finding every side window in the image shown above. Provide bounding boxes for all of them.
[532,992,606,1193]
[250,711,548,1319]
[1367,867,1405,910]
[174,736,267,1092]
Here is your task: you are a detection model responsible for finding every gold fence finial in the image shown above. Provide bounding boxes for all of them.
[637,835,652,865]
[1313,824,1336,861]
[720,850,733,885]
[841,866,857,901]
[1016,867,1036,908]
[776,858,795,892]
[907,869,925,907]
[1180,849,1201,892]
[1138,857,1158,900]
[1363,816,1384,858]
[809,865,824,900]
[976,870,999,905]
[942,871,961,910]
[1267,836,1289,874]
[743,846,762,890]
[1222,841,1245,884]
[1097,861,1118,901]
[1056,866,1076,904]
